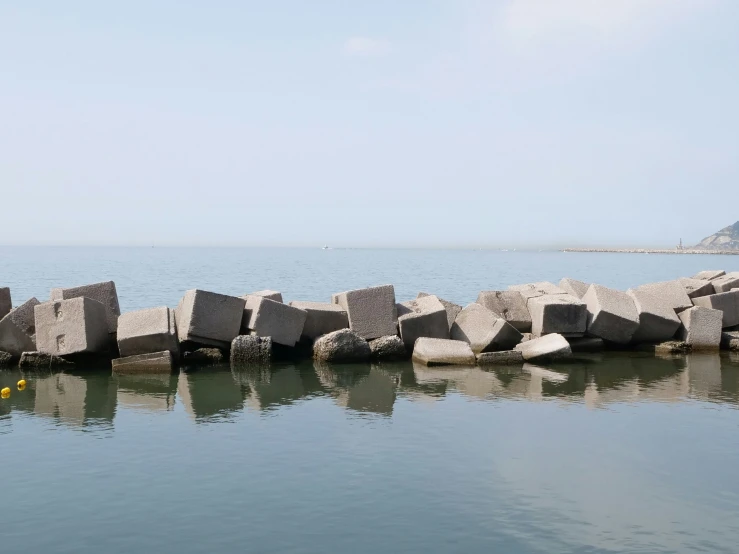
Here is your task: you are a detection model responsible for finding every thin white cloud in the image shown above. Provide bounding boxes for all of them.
[343,37,392,57]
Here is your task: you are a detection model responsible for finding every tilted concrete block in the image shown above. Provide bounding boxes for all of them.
[558,278,590,299]
[411,338,475,366]
[397,295,449,350]
[249,290,283,303]
[288,301,348,340]
[711,273,739,293]
[475,290,531,332]
[332,285,397,340]
[527,294,587,337]
[692,270,725,281]
[50,281,121,333]
[34,297,110,356]
[177,289,245,348]
[626,288,681,343]
[417,292,462,330]
[112,351,174,374]
[633,280,693,313]
[475,350,524,365]
[117,306,179,357]
[692,290,739,328]
[0,311,36,357]
[0,287,11,320]
[450,303,522,354]
[514,333,572,362]
[679,278,715,299]
[7,297,40,338]
[582,284,639,344]
[677,306,722,350]
[242,295,307,347]
[509,282,568,301]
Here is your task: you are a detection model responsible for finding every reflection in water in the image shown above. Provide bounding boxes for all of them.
[115,373,178,412]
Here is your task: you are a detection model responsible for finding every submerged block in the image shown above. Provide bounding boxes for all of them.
[711,273,739,293]
[582,284,639,344]
[509,282,568,301]
[627,288,681,343]
[475,290,531,332]
[679,278,715,299]
[692,290,739,328]
[692,270,726,281]
[527,294,587,337]
[475,350,524,365]
[677,306,722,350]
[242,296,307,347]
[633,280,693,313]
[50,281,121,333]
[369,335,407,360]
[397,295,449,350]
[417,292,462,330]
[117,306,179,357]
[177,289,245,348]
[411,338,475,366]
[288,301,348,340]
[332,285,397,340]
[568,337,605,352]
[450,303,522,354]
[0,287,11,320]
[34,297,110,356]
[18,351,75,369]
[514,333,572,362]
[313,329,371,362]
[558,278,590,299]
[112,351,174,374]
[250,290,283,303]
[230,335,272,366]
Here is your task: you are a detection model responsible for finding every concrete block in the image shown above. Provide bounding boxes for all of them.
[313,329,371,362]
[527,294,587,337]
[509,282,568,301]
[230,335,272,366]
[679,278,715,299]
[514,333,572,362]
[633,280,693,313]
[721,331,739,351]
[18,352,75,369]
[176,289,245,348]
[558,278,590,299]
[0,305,38,357]
[288,301,348,340]
[475,291,531,332]
[582,284,639,344]
[7,297,40,337]
[0,351,13,366]
[332,285,397,340]
[112,351,174,374]
[626,288,681,343]
[475,350,524,365]
[369,335,407,360]
[250,290,283,303]
[34,297,110,356]
[692,290,739,328]
[692,270,725,280]
[397,295,449,350]
[677,306,723,350]
[411,338,476,366]
[450,303,522,354]
[0,287,11,320]
[242,296,307,347]
[182,347,227,365]
[50,281,121,333]
[417,292,462,330]
[117,306,179,357]
[711,273,739,293]
[568,337,605,352]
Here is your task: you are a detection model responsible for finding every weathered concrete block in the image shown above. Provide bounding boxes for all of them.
[633,280,693,313]
[721,331,739,351]
[18,351,75,369]
[509,282,568,301]
[514,333,572,362]
[397,295,449,350]
[411,338,475,366]
[112,351,174,374]
[568,337,605,352]
[527,294,587,337]
[182,347,227,365]
[50,281,121,333]
[450,303,522,354]
[0,311,36,357]
[250,290,283,302]
[242,296,307,347]
[417,292,462,330]
[288,301,348,340]
[475,290,531,332]
[0,287,11,320]
[34,297,110,356]
[369,335,407,360]
[332,285,397,340]
[230,335,272,366]
[313,329,371,362]
[692,270,725,280]
[0,350,14,367]
[692,290,739,328]
[677,306,722,350]
[711,273,739,293]
[117,306,179,357]
[8,297,40,338]
[558,278,590,299]
[626,288,681,343]
[176,289,245,348]
[679,278,715,299]
[582,284,639,344]
[475,350,524,365]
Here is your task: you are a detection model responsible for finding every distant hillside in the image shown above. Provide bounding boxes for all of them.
[693,221,739,250]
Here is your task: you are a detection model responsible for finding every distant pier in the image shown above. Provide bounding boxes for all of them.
[562,248,739,255]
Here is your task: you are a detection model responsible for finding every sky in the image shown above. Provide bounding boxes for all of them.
[1,0,738,248]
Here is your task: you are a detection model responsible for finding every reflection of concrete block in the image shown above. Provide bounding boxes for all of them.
[50,281,121,333]
[582,284,639,344]
[243,296,307,347]
[288,301,348,340]
[627,288,681,343]
[176,289,245,348]
[412,338,475,366]
[112,351,174,374]
[451,304,522,354]
[332,285,397,340]
[476,291,531,332]
[677,306,722,350]
[35,298,109,356]
[117,307,179,357]
[692,290,739,328]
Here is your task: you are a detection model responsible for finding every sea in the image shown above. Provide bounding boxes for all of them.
[1,246,739,554]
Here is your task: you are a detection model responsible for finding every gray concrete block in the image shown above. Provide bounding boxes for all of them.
[332,285,397,340]
[397,295,449,350]
[558,278,590,299]
[633,280,693,313]
[50,281,121,333]
[582,284,639,344]
[514,333,572,362]
[721,331,739,351]
[411,338,476,366]
[313,329,371,362]
[176,289,245,348]
[369,335,407,360]
[0,287,11,320]
[692,290,739,328]
[288,301,348,340]
[527,294,587,337]
[18,351,75,369]
[242,296,307,347]
[230,335,272,366]
[568,337,605,352]
[475,290,531,332]
[417,292,462,330]
[34,297,110,356]
[711,272,739,293]
[0,351,13,367]
[117,306,179,357]
[677,306,723,350]
[7,297,40,338]
[627,288,681,343]
[450,303,523,354]
[112,351,174,374]
[692,270,725,280]
[679,278,715,299]
[509,282,568,301]
[0,308,38,357]
[182,347,227,365]
[475,350,524,365]
[250,290,283,302]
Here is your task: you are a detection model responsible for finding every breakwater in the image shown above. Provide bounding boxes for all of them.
[562,248,739,255]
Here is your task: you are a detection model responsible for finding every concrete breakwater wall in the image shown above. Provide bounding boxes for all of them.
[0,271,738,374]
[562,248,739,255]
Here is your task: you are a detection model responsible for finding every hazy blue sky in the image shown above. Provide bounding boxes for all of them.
[2,1,737,248]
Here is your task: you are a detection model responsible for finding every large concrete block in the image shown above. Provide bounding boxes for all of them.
[475,290,531,332]
[514,333,572,362]
[117,306,179,357]
[527,294,587,337]
[692,270,725,280]
[582,284,639,344]
[0,287,11,320]
[7,297,40,338]
[626,288,681,343]
[242,295,307,347]
[50,281,121,333]
[112,351,174,374]
[411,338,475,366]
[332,285,397,340]
[633,280,693,313]
[34,297,110,356]
[397,295,449,350]
[0,311,36,357]
[692,290,739,328]
[288,301,348,340]
[417,292,462,330]
[450,303,522,354]
[509,282,568,301]
[176,289,245,348]
[250,290,283,303]
[677,306,722,350]
[558,278,590,299]
[711,273,739,293]
[679,278,715,299]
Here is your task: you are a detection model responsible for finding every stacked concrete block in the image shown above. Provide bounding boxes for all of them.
[514,333,572,362]
[50,281,121,333]
[509,282,568,301]
[34,297,110,356]
[679,278,715,299]
[475,290,531,332]
[450,303,522,354]
[568,337,604,352]
[176,289,245,348]
[527,294,587,337]
[117,306,179,357]
[711,273,739,293]
[411,338,475,366]
[417,292,462,330]
[112,351,174,374]
[288,301,348,341]
[0,310,37,357]
[721,331,739,351]
[582,284,639,344]
[692,290,739,328]
[8,297,41,338]
[627,288,681,343]
[249,290,283,302]
[677,306,723,350]
[558,278,590,299]
[396,295,449,350]
[0,287,11,320]
[242,295,307,347]
[692,270,725,280]
[633,280,693,313]
[332,285,397,340]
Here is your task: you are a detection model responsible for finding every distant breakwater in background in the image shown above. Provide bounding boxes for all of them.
[563,248,739,255]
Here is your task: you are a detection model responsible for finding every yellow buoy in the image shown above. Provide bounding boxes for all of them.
[1,387,10,399]
[17,379,26,391]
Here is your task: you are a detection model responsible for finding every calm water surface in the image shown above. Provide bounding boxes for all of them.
[2,247,739,553]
